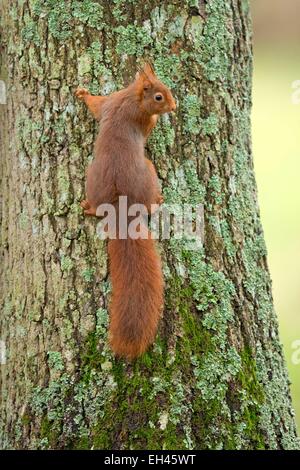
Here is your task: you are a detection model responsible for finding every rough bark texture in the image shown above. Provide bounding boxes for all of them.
[0,0,299,450]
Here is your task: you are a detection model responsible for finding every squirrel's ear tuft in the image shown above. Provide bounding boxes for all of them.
[143,62,156,77]
[135,65,153,91]
[135,63,156,81]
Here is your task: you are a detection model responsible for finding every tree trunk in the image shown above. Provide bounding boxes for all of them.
[0,0,299,450]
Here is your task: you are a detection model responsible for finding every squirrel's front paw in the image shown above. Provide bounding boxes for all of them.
[80,199,91,210]
[75,87,89,101]
[81,199,97,216]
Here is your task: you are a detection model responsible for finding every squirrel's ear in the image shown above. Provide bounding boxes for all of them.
[135,67,153,90]
[135,68,147,82]
[135,62,155,82]
[143,62,156,77]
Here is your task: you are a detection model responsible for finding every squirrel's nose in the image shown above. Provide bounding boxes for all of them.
[171,101,176,111]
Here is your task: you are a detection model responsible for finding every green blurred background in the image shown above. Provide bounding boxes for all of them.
[251,0,300,432]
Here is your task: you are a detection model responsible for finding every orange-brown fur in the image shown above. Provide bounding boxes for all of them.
[75,64,176,359]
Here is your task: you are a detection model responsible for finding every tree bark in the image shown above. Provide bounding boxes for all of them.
[0,0,299,450]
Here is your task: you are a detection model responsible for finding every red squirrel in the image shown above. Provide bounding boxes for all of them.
[75,63,176,359]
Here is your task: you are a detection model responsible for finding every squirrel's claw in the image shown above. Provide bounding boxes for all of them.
[81,199,97,216]
[157,194,164,205]
[81,199,91,209]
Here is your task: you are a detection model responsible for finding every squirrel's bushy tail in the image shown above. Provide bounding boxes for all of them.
[108,234,163,359]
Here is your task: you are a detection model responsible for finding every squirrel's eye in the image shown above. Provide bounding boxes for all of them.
[154,93,164,102]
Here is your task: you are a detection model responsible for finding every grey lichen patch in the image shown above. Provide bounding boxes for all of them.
[0,80,7,104]
[192,347,241,401]
[208,174,223,205]
[150,6,167,38]
[26,0,105,43]
[219,219,237,260]
[242,235,269,299]
[19,211,30,231]
[115,24,152,56]
[39,1,73,41]
[148,114,175,163]
[56,166,71,210]
[81,267,96,282]
[164,160,205,206]
[60,255,74,274]
[182,94,201,135]
[21,15,40,45]
[187,15,204,47]
[153,55,181,89]
[84,41,116,95]
[197,0,234,83]
[47,351,65,372]
[72,0,104,29]
[201,113,219,136]
[78,54,92,78]
[167,15,188,40]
